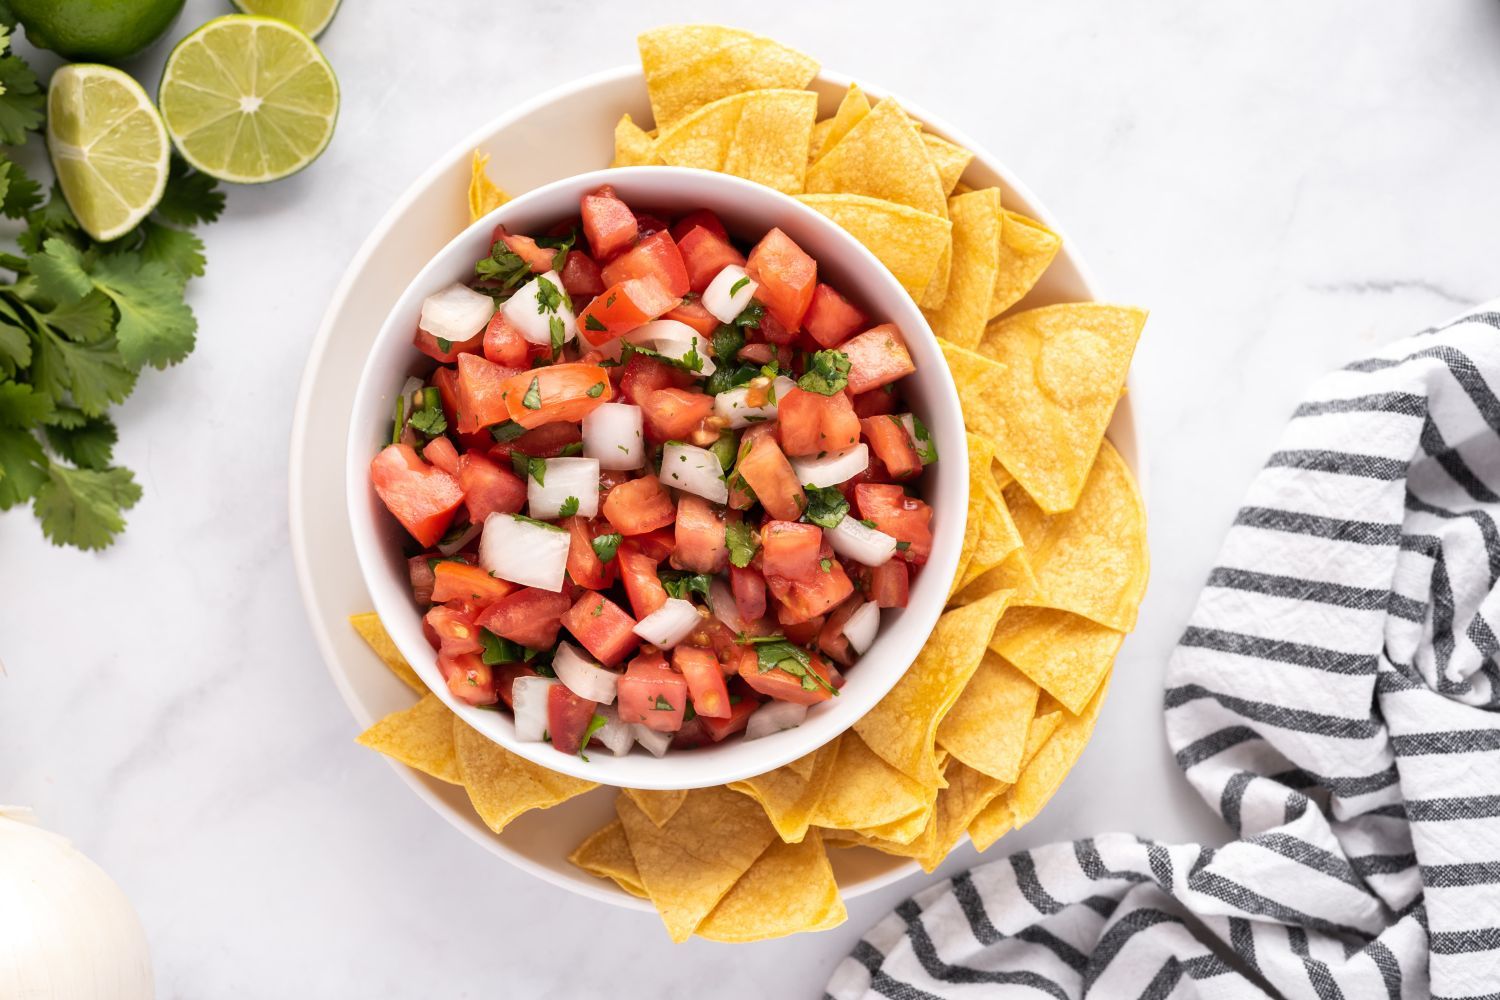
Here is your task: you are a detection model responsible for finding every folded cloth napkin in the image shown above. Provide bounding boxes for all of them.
[827,303,1500,1000]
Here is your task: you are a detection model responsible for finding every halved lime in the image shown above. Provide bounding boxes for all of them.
[47,63,171,242]
[231,0,340,39]
[158,15,339,185]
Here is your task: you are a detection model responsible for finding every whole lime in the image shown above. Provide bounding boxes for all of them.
[11,0,187,62]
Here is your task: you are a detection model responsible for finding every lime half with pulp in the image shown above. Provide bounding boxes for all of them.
[158,15,339,184]
[47,63,171,241]
[231,0,340,39]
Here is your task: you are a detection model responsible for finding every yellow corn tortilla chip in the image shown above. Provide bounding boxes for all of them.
[959,443,1025,594]
[721,89,818,193]
[569,819,648,898]
[952,550,1038,607]
[623,787,688,828]
[812,83,870,161]
[805,98,948,217]
[617,785,778,943]
[990,210,1062,316]
[1006,439,1148,630]
[923,133,974,196]
[612,113,658,167]
[950,433,995,595]
[991,606,1125,714]
[809,733,932,833]
[853,589,1011,788]
[639,25,818,130]
[452,718,596,834]
[728,741,838,843]
[923,188,1001,350]
[350,612,425,694]
[975,303,1146,513]
[919,238,952,309]
[796,194,951,301]
[355,693,461,784]
[919,760,1010,871]
[698,832,846,942]
[467,150,508,224]
[938,337,1010,450]
[652,91,743,171]
[937,652,1039,783]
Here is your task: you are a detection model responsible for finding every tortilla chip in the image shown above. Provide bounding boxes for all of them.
[1023,703,1066,770]
[951,551,1037,607]
[990,210,1062,316]
[639,25,819,130]
[569,819,648,898]
[467,150,508,223]
[950,433,995,595]
[809,733,932,833]
[805,98,948,217]
[355,693,461,784]
[617,785,778,942]
[349,613,425,693]
[612,113,658,167]
[623,787,688,828]
[1006,439,1148,630]
[698,831,846,942]
[919,238,953,309]
[728,741,838,843]
[960,445,1025,594]
[853,589,1011,787]
[975,303,1146,513]
[938,338,1010,451]
[937,652,1039,783]
[653,91,743,170]
[452,718,596,833]
[923,133,974,196]
[919,761,1010,870]
[923,188,1001,349]
[721,89,818,193]
[796,194,951,301]
[811,83,871,161]
[991,606,1125,714]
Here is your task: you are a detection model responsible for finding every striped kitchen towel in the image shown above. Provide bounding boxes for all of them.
[828,303,1500,999]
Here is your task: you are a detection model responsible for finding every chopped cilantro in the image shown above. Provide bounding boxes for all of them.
[511,513,565,532]
[726,519,758,568]
[752,640,838,695]
[591,532,622,562]
[658,569,713,601]
[801,484,849,529]
[653,695,674,711]
[558,495,579,518]
[820,557,833,573]
[435,336,453,353]
[534,229,576,271]
[578,712,608,761]
[534,275,564,313]
[474,240,530,289]
[586,381,605,398]
[895,540,911,552]
[549,314,566,355]
[859,518,878,530]
[730,275,750,296]
[733,300,764,328]
[409,387,447,437]
[584,313,607,332]
[797,349,851,395]
[559,441,584,457]
[527,456,546,485]
[479,629,530,665]
[521,376,542,410]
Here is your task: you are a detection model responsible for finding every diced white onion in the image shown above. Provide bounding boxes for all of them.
[511,675,557,742]
[419,283,494,343]
[625,320,716,377]
[553,641,620,705]
[594,706,635,756]
[843,600,881,654]
[708,578,749,634]
[479,513,570,591]
[790,444,869,489]
[631,723,673,758]
[500,270,578,346]
[527,457,600,519]
[702,264,757,324]
[712,375,796,429]
[897,413,937,465]
[827,514,897,567]
[436,521,481,556]
[744,700,808,741]
[583,402,645,470]
[659,442,727,504]
[632,598,702,649]
[398,375,424,406]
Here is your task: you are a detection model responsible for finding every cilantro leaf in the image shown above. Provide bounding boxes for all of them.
[480,628,531,665]
[0,54,43,145]
[801,484,849,529]
[0,380,53,427]
[138,221,206,286]
[152,157,225,227]
[527,456,546,485]
[557,495,579,518]
[586,381,605,398]
[521,376,542,410]
[29,329,136,416]
[591,532,622,562]
[43,412,115,470]
[88,253,197,370]
[726,519,758,568]
[29,238,91,305]
[475,240,531,289]
[0,425,46,509]
[584,313,606,332]
[658,569,713,601]
[534,229,576,271]
[32,462,141,550]
[752,639,836,695]
[534,275,564,313]
[490,420,527,442]
[797,349,851,395]
[0,156,41,219]
[0,317,28,374]
[578,712,608,761]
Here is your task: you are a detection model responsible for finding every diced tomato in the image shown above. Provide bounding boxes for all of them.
[639,387,712,442]
[631,527,676,562]
[662,298,718,336]
[852,385,900,418]
[414,327,483,364]
[616,651,688,732]
[498,232,556,273]
[456,452,526,522]
[457,353,521,433]
[670,209,728,243]
[564,516,615,590]
[432,561,515,606]
[481,311,529,367]
[408,554,437,603]
[425,604,483,656]
[437,652,498,706]
[561,591,640,667]
[493,662,538,710]
[677,225,746,294]
[701,697,758,741]
[476,587,572,648]
[803,283,866,349]
[617,542,668,618]
[782,616,823,647]
[730,564,767,621]
[866,559,910,608]
[745,228,816,331]
[601,229,690,298]
[635,213,669,238]
[735,434,805,520]
[856,484,933,564]
[737,649,835,705]
[602,476,676,536]
[737,341,776,366]
[577,276,679,345]
[560,251,605,298]
[422,435,460,476]
[842,324,916,395]
[547,684,599,755]
[818,597,862,666]
[617,354,695,405]
[502,362,613,429]
[672,495,728,573]
[760,521,822,582]
[861,415,922,479]
[776,388,861,457]
[370,444,464,547]
[432,364,461,423]
[767,546,855,625]
[580,185,638,261]
[674,646,731,719]
[754,309,798,346]
[510,422,583,458]
[672,717,714,749]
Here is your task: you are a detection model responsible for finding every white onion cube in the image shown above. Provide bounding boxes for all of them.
[631,724,672,757]
[625,320,715,376]
[583,402,646,470]
[659,442,727,504]
[594,706,635,756]
[842,600,881,654]
[632,598,703,649]
[712,375,796,429]
[744,700,808,741]
[527,457,600,520]
[554,641,620,705]
[827,514,898,567]
[501,270,578,347]
[790,444,869,489]
[419,283,494,343]
[511,675,558,742]
[702,265,757,324]
[479,513,570,591]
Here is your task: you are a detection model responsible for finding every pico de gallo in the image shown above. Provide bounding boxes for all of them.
[370,185,939,760]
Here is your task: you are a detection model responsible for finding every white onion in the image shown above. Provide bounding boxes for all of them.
[419,283,494,343]
[583,402,645,470]
[0,808,154,999]
[631,723,673,757]
[843,600,881,654]
[632,598,703,649]
[500,270,578,346]
[511,675,557,741]
[897,413,938,465]
[659,442,727,504]
[527,457,600,519]
[790,444,869,489]
[625,320,716,376]
[708,578,750,634]
[712,375,796,429]
[702,264,757,323]
[553,641,620,704]
[827,514,898,567]
[436,521,481,556]
[744,701,808,741]
[594,706,635,756]
[479,513,570,591]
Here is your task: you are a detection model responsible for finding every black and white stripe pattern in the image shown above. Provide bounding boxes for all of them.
[828,306,1500,999]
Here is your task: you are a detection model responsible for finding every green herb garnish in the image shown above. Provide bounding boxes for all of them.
[726,519,758,568]
[797,349,851,395]
[591,532,622,562]
[521,376,542,410]
[801,484,849,529]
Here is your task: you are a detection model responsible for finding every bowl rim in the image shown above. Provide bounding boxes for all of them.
[343,163,970,790]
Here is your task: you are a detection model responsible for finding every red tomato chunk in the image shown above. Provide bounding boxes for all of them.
[561,591,640,667]
[370,444,464,548]
[617,652,688,732]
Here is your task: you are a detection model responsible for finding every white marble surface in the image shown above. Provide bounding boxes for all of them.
[4,1,1500,996]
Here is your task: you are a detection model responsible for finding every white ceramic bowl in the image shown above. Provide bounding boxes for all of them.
[346,166,969,790]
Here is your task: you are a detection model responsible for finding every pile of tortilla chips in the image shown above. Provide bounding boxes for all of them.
[361,24,1147,943]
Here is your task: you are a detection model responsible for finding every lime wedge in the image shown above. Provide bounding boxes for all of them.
[47,64,171,242]
[158,15,338,185]
[231,0,340,39]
